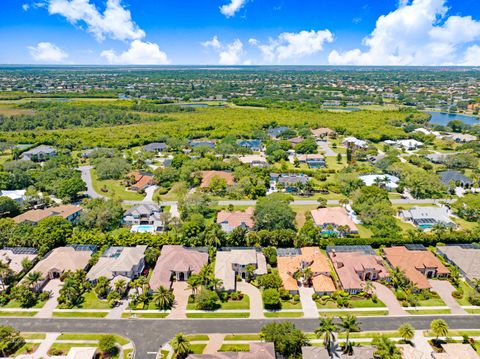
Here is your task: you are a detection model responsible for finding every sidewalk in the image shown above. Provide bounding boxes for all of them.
[17,332,60,359]
[298,287,318,318]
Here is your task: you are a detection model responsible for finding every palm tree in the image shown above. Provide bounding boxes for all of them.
[25,271,43,290]
[315,316,338,355]
[339,314,361,350]
[398,323,415,343]
[170,332,191,359]
[210,277,223,292]
[373,335,402,359]
[430,319,449,342]
[152,286,175,311]
[303,267,313,286]
[187,274,202,294]
[114,279,127,297]
[363,281,373,298]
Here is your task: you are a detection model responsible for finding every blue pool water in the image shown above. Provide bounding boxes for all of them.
[428,112,479,126]
[131,225,155,233]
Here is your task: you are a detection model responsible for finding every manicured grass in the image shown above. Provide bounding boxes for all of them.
[159,350,170,358]
[190,344,207,354]
[465,309,480,314]
[0,311,36,317]
[339,331,400,339]
[349,298,386,308]
[356,224,373,238]
[424,330,480,337]
[186,335,210,341]
[56,333,129,346]
[124,348,134,358]
[53,311,108,318]
[219,344,250,352]
[186,312,249,318]
[224,334,261,341]
[264,311,303,318]
[281,299,302,310]
[2,299,47,309]
[91,168,144,201]
[15,343,39,356]
[455,281,477,306]
[453,217,478,231]
[417,297,446,307]
[220,295,250,310]
[406,309,451,315]
[48,343,96,356]
[325,156,348,171]
[78,291,111,309]
[318,310,388,316]
[316,301,338,309]
[22,333,46,339]
[292,204,318,228]
[122,312,168,318]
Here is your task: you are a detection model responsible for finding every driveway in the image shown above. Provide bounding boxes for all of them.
[317,141,337,157]
[168,282,191,319]
[236,281,264,319]
[428,279,466,315]
[17,332,60,359]
[298,287,318,318]
[36,279,62,318]
[77,165,105,199]
[143,185,158,202]
[372,282,406,316]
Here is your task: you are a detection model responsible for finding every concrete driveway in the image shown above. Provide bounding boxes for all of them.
[143,185,158,202]
[236,281,264,319]
[298,286,318,318]
[36,279,62,318]
[428,279,466,314]
[372,282,406,316]
[168,282,191,319]
[317,141,337,157]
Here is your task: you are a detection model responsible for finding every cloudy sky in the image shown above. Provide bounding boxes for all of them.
[1,0,480,65]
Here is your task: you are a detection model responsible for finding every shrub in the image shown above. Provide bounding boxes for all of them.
[99,335,118,356]
[468,293,480,306]
[312,293,320,301]
[279,288,292,300]
[293,294,300,302]
[195,289,220,311]
[263,288,281,309]
[395,291,406,301]
[451,290,463,299]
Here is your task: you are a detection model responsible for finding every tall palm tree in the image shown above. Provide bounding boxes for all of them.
[315,316,338,356]
[398,323,415,343]
[430,319,449,342]
[152,286,175,311]
[339,314,361,350]
[170,332,191,359]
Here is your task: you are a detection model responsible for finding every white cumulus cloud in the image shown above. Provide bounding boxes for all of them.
[220,0,247,18]
[202,36,221,49]
[47,0,145,42]
[28,42,69,62]
[254,30,333,63]
[202,37,247,65]
[328,0,480,66]
[101,40,169,64]
[22,3,30,11]
[462,45,480,66]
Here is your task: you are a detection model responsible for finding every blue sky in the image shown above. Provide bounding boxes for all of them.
[1,0,480,65]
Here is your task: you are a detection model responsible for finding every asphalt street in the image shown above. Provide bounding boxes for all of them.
[2,316,479,358]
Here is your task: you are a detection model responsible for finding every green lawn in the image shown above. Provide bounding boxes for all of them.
[417,297,446,307]
[224,334,261,341]
[190,344,207,354]
[465,308,480,314]
[220,295,250,310]
[318,310,388,316]
[406,309,451,315]
[56,333,129,346]
[281,299,302,310]
[264,311,304,318]
[356,224,373,238]
[455,281,477,306]
[90,168,144,201]
[316,300,338,309]
[2,299,47,309]
[52,311,108,318]
[424,330,480,337]
[122,312,168,318]
[0,311,36,316]
[78,291,111,309]
[48,343,96,356]
[186,335,209,341]
[14,343,39,356]
[349,298,386,308]
[186,312,249,318]
[219,344,250,352]
[22,333,46,340]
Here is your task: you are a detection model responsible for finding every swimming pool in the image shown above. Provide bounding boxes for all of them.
[131,224,156,233]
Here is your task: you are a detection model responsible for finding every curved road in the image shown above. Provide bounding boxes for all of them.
[3,316,479,358]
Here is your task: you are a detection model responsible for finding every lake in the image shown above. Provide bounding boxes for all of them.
[428,112,479,126]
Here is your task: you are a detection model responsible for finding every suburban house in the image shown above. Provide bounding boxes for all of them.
[426,153,451,164]
[310,207,359,236]
[149,245,208,290]
[328,246,389,294]
[267,126,289,139]
[20,145,57,162]
[143,142,167,153]
[126,171,156,192]
[399,206,456,229]
[288,136,305,146]
[295,154,326,168]
[342,136,368,149]
[26,245,95,290]
[437,245,480,287]
[0,189,26,204]
[277,247,335,295]
[216,207,255,233]
[270,173,310,192]
[311,127,334,138]
[199,170,235,188]
[0,247,37,290]
[359,174,400,191]
[123,204,164,233]
[13,205,83,225]
[384,139,424,150]
[215,248,267,291]
[445,133,477,143]
[302,346,376,359]
[438,170,475,188]
[238,154,268,167]
[238,139,262,152]
[383,246,450,290]
[188,343,275,359]
[189,140,216,149]
[431,343,479,359]
[86,245,147,283]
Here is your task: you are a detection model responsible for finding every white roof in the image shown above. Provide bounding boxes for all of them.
[0,190,26,201]
[343,136,368,147]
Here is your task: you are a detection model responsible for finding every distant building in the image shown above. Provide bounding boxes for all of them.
[20,145,57,162]
[437,245,480,287]
[359,174,400,191]
[438,170,474,188]
[238,154,268,167]
[342,136,368,149]
[268,126,289,139]
[143,142,167,153]
[385,139,424,150]
[311,127,334,138]
[295,154,326,168]
[270,173,310,192]
[124,204,164,232]
[199,170,235,188]
[0,189,26,204]
[13,205,83,225]
[238,139,262,152]
[399,206,455,229]
[288,136,304,146]
[216,207,255,233]
[310,207,358,235]
[127,171,155,192]
[0,247,37,290]
[189,140,216,149]
[383,246,449,290]
[445,133,477,143]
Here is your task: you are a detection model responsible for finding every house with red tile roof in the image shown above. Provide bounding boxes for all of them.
[199,171,235,188]
[383,246,449,290]
[216,207,255,233]
[328,247,389,294]
[149,245,208,290]
[277,247,335,295]
[310,207,358,235]
[127,171,155,192]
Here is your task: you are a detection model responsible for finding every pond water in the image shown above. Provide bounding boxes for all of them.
[428,112,479,126]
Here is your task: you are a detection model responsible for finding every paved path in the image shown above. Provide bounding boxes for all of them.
[298,287,318,318]
[106,299,130,319]
[428,280,466,315]
[17,332,60,359]
[411,330,433,358]
[372,282,406,316]
[36,279,62,319]
[143,186,158,202]
[168,282,191,319]
[203,334,225,354]
[3,315,480,359]
[317,141,337,157]
[78,165,104,199]
[236,281,264,319]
